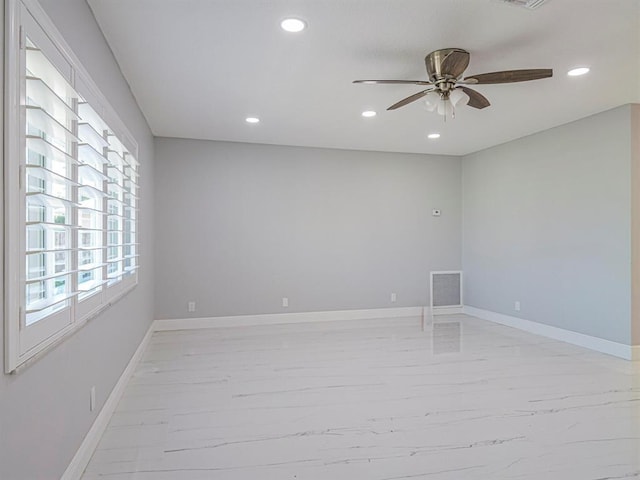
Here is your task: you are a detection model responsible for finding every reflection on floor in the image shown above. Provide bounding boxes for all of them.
[82,314,640,479]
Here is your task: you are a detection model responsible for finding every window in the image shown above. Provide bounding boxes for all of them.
[5,0,139,372]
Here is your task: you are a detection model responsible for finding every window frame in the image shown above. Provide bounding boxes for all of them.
[4,0,140,373]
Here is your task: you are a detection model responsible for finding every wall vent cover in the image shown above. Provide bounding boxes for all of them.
[430,271,463,314]
[497,0,548,10]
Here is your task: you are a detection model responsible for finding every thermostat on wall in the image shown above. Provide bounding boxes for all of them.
[432,209,441,216]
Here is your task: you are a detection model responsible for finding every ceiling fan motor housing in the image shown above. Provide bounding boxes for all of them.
[425,48,470,83]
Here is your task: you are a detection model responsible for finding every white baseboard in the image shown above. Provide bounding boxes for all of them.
[154,306,425,331]
[463,305,636,360]
[60,323,155,480]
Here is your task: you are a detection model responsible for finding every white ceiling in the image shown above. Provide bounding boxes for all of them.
[86,0,640,156]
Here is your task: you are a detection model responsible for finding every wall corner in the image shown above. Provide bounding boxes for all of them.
[630,104,640,346]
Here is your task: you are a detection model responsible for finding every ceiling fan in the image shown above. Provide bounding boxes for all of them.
[354,48,552,116]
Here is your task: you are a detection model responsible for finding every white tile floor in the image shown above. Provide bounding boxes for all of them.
[82,314,640,479]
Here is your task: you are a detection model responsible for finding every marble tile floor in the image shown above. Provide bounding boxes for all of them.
[81,314,640,479]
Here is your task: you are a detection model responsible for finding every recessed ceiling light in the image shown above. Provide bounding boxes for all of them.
[245,117,260,124]
[361,110,377,118]
[568,67,590,76]
[280,18,306,32]
[428,133,441,139]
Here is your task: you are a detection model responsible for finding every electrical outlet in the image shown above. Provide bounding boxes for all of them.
[282,297,289,308]
[391,292,397,303]
[188,301,196,312]
[514,301,521,312]
[90,386,96,412]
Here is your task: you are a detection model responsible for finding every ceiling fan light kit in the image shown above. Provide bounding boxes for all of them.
[424,89,470,118]
[354,48,553,119]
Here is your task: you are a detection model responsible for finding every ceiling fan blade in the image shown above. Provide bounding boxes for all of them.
[463,69,553,84]
[387,89,433,110]
[440,50,470,78]
[353,79,432,85]
[459,87,490,109]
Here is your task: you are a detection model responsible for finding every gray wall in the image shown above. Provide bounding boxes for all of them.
[0,1,155,478]
[462,106,633,344]
[154,138,461,319]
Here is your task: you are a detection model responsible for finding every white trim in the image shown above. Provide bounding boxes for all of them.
[4,0,22,373]
[10,284,138,374]
[154,306,425,331]
[60,322,154,480]
[463,305,637,360]
[431,306,463,316]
